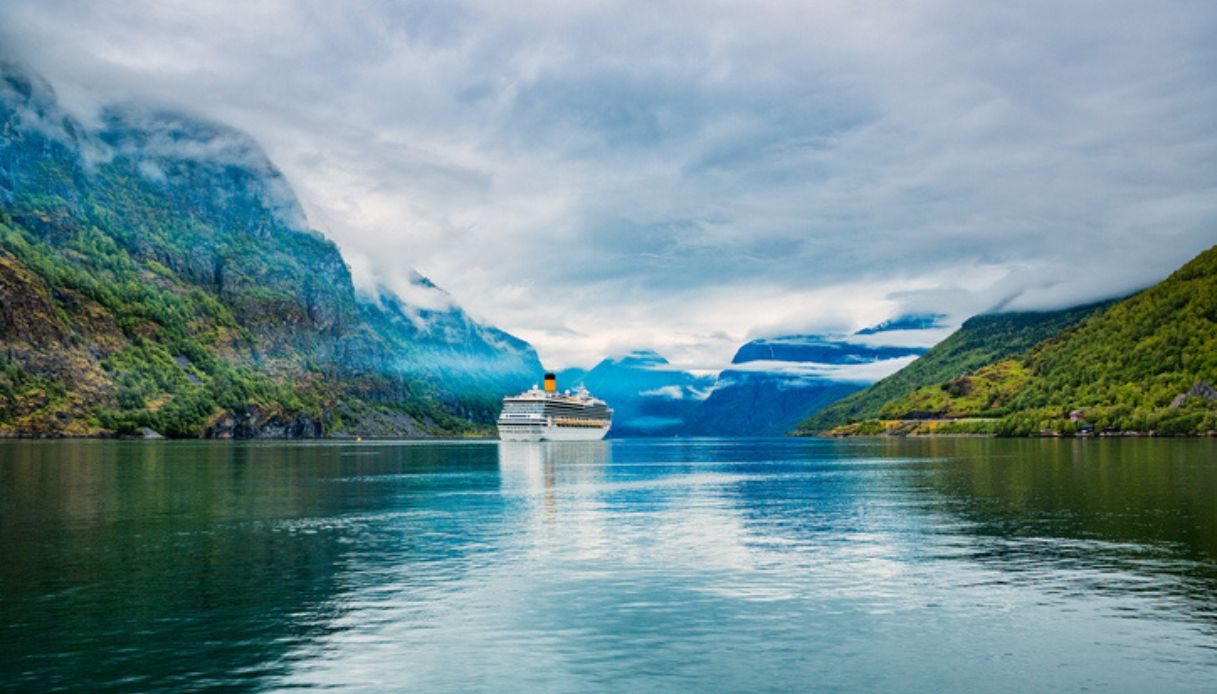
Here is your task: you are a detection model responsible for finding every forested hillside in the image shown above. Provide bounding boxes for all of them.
[818,245,1217,436]
[792,302,1113,434]
[0,62,538,437]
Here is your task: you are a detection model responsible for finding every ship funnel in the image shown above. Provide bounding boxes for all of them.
[543,372,557,392]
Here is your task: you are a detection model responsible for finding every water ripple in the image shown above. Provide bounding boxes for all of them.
[1,438,1216,691]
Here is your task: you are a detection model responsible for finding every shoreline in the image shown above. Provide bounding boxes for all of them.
[808,430,1217,439]
[0,432,498,442]
[5,430,1217,442]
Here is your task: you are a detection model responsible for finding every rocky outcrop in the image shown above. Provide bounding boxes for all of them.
[1170,380,1217,409]
[1189,380,1217,400]
[204,408,324,439]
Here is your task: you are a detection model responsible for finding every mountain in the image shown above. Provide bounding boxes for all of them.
[0,62,538,437]
[358,279,543,421]
[684,329,928,436]
[792,301,1115,435]
[730,334,929,365]
[683,371,861,437]
[859,245,1217,435]
[565,318,938,438]
[557,350,715,436]
[853,313,946,335]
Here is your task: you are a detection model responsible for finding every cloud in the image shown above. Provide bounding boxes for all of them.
[2,0,1215,371]
[639,385,686,400]
[719,356,922,385]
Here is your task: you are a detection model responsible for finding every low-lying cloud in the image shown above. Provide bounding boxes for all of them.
[720,356,923,386]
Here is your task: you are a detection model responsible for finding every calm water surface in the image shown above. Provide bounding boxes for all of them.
[1,438,1216,692]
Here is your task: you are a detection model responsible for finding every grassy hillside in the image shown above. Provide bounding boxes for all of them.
[837,244,1217,436]
[792,301,1113,434]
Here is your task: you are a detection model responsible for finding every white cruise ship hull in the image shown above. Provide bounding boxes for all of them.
[498,378,612,442]
[497,422,610,442]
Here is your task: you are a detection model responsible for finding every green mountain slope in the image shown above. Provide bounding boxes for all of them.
[791,301,1114,434]
[0,62,538,437]
[358,283,543,422]
[838,244,1217,436]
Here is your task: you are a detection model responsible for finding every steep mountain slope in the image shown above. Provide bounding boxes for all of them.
[685,329,928,436]
[0,62,537,437]
[684,372,861,436]
[358,280,543,420]
[871,245,1217,435]
[792,301,1115,434]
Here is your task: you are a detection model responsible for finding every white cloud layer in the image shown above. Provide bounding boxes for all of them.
[3,0,1215,370]
[720,356,922,385]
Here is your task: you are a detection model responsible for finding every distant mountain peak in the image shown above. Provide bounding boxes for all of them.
[854,313,947,335]
[610,349,669,367]
[409,270,441,291]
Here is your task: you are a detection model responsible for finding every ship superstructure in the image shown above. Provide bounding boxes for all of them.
[498,373,613,441]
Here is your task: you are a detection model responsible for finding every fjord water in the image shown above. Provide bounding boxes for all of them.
[2,439,1215,692]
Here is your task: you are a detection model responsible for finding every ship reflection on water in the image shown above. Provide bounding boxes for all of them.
[497,441,611,520]
[498,441,611,487]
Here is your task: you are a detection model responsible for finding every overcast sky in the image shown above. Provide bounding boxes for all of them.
[3,0,1215,369]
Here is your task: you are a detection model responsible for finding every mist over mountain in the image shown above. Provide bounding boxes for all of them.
[359,279,543,415]
[854,314,947,335]
[552,318,933,437]
[0,61,538,437]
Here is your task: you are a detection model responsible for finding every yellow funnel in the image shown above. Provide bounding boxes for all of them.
[544,373,557,392]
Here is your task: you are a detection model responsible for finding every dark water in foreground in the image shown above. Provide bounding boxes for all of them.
[1,438,1216,692]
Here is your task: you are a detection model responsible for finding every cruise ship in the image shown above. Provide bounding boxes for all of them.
[497,373,613,441]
